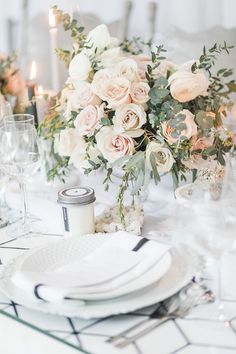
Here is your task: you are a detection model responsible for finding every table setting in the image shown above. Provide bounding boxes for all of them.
[0,4,236,354]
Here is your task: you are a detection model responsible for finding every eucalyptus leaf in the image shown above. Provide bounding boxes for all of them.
[150,152,160,184]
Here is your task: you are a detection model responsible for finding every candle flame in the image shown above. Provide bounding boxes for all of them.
[37,85,43,96]
[49,9,56,28]
[30,61,37,80]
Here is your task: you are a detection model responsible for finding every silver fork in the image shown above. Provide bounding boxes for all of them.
[108,282,214,348]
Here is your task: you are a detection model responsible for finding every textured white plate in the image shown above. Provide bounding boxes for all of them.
[175,183,195,202]
[0,235,203,319]
[13,234,172,301]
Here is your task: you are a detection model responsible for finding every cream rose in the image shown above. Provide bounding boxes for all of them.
[87,24,111,54]
[146,141,175,174]
[54,128,81,157]
[72,81,101,108]
[69,140,101,173]
[96,126,134,162]
[98,77,131,109]
[162,109,198,144]
[130,82,150,104]
[91,69,112,96]
[113,103,146,135]
[74,104,103,136]
[132,54,151,80]
[69,51,92,82]
[115,59,139,82]
[153,60,178,79]
[168,68,210,103]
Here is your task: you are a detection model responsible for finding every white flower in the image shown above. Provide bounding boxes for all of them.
[70,82,101,109]
[98,77,131,109]
[54,128,81,157]
[168,67,210,103]
[87,24,111,54]
[130,82,150,105]
[91,69,112,96]
[162,109,198,144]
[146,141,175,174]
[98,47,123,68]
[69,140,100,173]
[96,126,134,163]
[113,103,146,136]
[69,50,92,82]
[74,104,103,136]
[115,58,139,82]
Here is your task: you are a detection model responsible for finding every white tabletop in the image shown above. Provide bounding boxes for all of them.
[0,171,236,354]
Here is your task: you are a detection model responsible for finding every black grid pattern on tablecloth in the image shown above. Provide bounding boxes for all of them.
[1,234,236,354]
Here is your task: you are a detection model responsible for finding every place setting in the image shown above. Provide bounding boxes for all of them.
[0,2,236,354]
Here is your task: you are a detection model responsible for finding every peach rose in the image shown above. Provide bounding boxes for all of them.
[74,104,103,136]
[113,103,146,135]
[130,82,150,104]
[54,128,81,157]
[146,141,175,174]
[96,126,134,162]
[182,136,214,169]
[162,109,197,144]
[98,77,131,109]
[168,68,209,103]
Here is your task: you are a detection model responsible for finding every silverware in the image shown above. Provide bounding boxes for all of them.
[107,281,214,348]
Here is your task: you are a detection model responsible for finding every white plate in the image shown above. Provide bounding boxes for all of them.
[175,183,195,202]
[11,234,172,301]
[0,238,202,319]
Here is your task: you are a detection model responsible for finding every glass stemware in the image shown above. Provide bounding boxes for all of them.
[174,161,236,322]
[0,114,41,237]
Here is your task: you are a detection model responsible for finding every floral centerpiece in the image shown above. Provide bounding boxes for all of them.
[40,7,236,220]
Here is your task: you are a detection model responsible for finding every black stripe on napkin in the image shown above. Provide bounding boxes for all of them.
[34,284,46,301]
[132,238,149,252]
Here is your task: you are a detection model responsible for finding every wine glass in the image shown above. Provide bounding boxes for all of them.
[174,164,236,322]
[0,114,41,237]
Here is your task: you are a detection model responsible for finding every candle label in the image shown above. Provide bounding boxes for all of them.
[62,207,70,232]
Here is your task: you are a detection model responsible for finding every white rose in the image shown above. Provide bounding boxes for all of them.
[96,126,134,163]
[98,77,131,109]
[146,141,175,174]
[54,128,81,157]
[168,68,209,103]
[74,104,103,136]
[115,59,139,82]
[87,24,111,54]
[69,50,92,82]
[69,140,100,173]
[130,82,150,105]
[98,47,123,68]
[113,103,146,136]
[162,109,197,144]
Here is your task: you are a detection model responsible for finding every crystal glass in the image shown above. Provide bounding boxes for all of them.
[175,162,236,321]
[0,114,41,237]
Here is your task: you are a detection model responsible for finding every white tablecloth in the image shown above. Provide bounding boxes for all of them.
[0,171,236,354]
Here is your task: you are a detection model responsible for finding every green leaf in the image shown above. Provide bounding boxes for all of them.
[126,151,145,168]
[196,111,214,129]
[226,82,236,92]
[101,117,112,126]
[149,152,160,185]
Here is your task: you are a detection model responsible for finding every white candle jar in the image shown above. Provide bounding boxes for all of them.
[58,186,96,237]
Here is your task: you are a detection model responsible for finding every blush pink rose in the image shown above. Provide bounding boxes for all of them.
[130,82,150,104]
[74,104,103,136]
[98,77,131,109]
[113,103,146,134]
[132,54,151,80]
[96,126,134,162]
[71,81,101,108]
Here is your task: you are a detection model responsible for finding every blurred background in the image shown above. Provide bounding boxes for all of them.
[0,0,235,90]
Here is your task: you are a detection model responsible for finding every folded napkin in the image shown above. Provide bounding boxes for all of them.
[12,231,170,303]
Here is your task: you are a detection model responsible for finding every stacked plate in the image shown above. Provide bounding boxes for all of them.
[0,231,202,319]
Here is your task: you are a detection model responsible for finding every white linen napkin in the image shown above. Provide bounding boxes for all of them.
[11,231,170,302]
